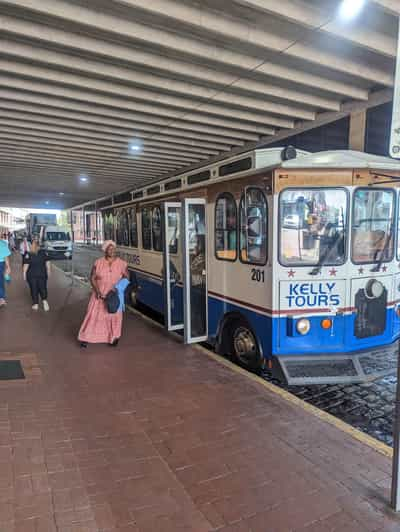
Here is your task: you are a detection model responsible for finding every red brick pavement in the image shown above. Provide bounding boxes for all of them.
[0,255,399,531]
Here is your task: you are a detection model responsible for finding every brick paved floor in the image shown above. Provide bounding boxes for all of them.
[0,255,399,531]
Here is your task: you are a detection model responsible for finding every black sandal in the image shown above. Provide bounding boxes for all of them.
[80,342,88,348]
[109,339,119,347]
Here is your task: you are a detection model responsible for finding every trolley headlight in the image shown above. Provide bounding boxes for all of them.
[296,318,311,335]
[365,279,384,299]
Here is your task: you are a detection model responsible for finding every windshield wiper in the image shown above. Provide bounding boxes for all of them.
[371,226,393,272]
[309,232,343,276]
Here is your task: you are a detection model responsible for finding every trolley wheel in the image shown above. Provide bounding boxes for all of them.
[129,287,140,309]
[226,319,263,373]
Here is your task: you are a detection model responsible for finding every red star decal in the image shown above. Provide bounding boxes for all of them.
[288,269,295,278]
[329,268,337,277]
[358,267,364,275]
[382,265,387,272]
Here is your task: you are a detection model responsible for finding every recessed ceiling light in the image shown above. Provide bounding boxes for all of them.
[338,0,365,20]
[59,192,65,196]
[129,140,143,152]
[80,175,88,182]
[45,201,50,205]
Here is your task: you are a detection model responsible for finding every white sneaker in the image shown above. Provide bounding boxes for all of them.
[43,300,50,312]
[32,304,39,310]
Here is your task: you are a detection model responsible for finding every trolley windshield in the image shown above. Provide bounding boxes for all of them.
[279,188,347,266]
[352,188,395,264]
[46,231,70,241]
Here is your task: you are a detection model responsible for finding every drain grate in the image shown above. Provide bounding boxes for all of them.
[0,360,25,380]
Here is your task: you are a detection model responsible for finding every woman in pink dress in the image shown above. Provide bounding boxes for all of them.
[78,241,128,348]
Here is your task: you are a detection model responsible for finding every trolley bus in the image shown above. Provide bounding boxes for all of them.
[95,147,400,385]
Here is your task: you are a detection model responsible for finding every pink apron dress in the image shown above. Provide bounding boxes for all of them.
[78,257,128,344]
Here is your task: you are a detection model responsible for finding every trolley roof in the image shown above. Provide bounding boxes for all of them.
[281,150,400,171]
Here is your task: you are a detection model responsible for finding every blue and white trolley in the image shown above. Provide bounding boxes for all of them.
[99,148,400,385]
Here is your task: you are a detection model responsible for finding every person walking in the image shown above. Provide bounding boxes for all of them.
[0,238,11,307]
[19,235,31,264]
[22,240,51,311]
[8,232,16,252]
[78,240,128,348]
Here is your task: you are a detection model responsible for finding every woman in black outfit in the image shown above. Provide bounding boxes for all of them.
[23,240,51,311]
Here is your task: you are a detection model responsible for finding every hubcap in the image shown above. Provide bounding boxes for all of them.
[130,289,137,306]
[233,326,257,365]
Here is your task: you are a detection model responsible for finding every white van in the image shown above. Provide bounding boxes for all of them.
[41,225,73,259]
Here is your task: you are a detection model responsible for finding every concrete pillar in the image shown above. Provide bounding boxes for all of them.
[349,110,367,152]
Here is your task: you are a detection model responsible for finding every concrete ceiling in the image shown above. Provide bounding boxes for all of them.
[0,0,398,208]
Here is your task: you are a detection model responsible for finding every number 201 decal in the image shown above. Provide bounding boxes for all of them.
[251,268,265,282]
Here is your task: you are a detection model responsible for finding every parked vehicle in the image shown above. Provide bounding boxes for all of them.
[41,226,73,260]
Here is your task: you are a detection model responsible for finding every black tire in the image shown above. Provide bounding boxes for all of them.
[224,318,263,373]
[128,286,140,309]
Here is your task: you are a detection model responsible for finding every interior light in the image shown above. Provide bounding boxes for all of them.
[80,175,88,183]
[59,192,65,196]
[45,201,50,205]
[338,0,365,20]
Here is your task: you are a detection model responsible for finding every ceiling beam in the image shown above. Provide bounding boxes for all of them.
[1,0,392,86]
[0,13,370,101]
[0,60,308,123]
[0,115,222,156]
[0,88,272,138]
[0,36,343,113]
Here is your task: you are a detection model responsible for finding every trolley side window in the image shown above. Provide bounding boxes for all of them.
[116,208,130,247]
[152,206,163,252]
[167,209,179,255]
[102,209,114,242]
[141,207,152,250]
[352,188,395,264]
[215,193,237,261]
[279,188,347,266]
[129,207,138,248]
[239,187,267,265]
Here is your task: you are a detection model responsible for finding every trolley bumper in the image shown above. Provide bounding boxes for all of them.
[274,341,399,386]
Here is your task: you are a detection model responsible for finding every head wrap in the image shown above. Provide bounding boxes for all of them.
[102,240,117,252]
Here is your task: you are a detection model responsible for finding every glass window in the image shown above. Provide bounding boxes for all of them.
[240,188,268,265]
[280,188,347,266]
[152,206,163,252]
[353,188,395,264]
[116,209,129,247]
[141,207,152,250]
[129,207,138,248]
[46,232,70,241]
[167,208,179,254]
[102,210,114,242]
[215,193,237,261]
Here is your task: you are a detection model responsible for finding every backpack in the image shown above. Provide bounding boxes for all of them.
[104,290,120,314]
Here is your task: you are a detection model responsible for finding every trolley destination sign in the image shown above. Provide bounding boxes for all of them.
[285,282,340,308]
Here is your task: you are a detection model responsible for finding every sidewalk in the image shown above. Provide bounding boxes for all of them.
[0,254,399,531]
